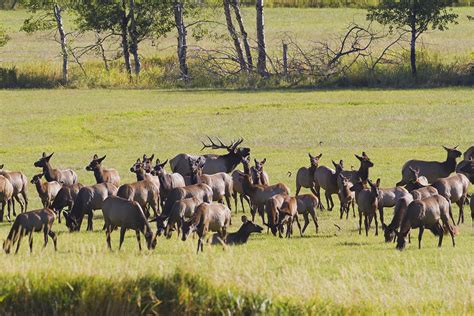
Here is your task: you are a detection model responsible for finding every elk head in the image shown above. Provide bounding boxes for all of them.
[34,152,54,168]
[151,159,169,177]
[30,173,44,184]
[86,154,106,171]
[142,154,155,173]
[443,145,462,159]
[355,152,374,169]
[308,153,322,168]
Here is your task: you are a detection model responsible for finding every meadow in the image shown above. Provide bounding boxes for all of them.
[0,88,473,314]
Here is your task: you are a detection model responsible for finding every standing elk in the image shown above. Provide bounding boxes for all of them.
[396,146,461,186]
[396,195,456,250]
[85,154,120,187]
[231,169,252,213]
[338,174,355,219]
[30,173,62,208]
[0,175,13,222]
[117,177,161,218]
[102,196,157,251]
[51,183,84,223]
[383,195,414,243]
[277,196,302,238]
[170,137,250,176]
[0,164,28,214]
[151,158,186,205]
[431,173,469,224]
[350,179,381,236]
[130,159,156,182]
[3,208,57,254]
[156,197,201,238]
[251,158,269,185]
[211,215,263,245]
[376,182,410,227]
[296,194,319,234]
[181,202,231,253]
[265,194,286,236]
[64,182,117,231]
[34,152,78,185]
[295,153,321,200]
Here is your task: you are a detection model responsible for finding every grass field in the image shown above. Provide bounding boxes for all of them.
[0,88,473,314]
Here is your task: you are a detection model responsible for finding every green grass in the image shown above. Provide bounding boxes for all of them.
[0,88,473,314]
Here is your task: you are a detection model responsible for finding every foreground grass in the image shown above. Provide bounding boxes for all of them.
[0,88,473,314]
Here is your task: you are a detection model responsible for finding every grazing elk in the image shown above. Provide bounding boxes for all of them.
[3,208,57,254]
[396,146,462,186]
[265,194,286,236]
[181,202,231,253]
[30,173,62,208]
[117,177,161,218]
[251,158,269,185]
[211,215,263,245]
[241,156,290,223]
[377,183,410,227]
[86,154,120,187]
[0,164,28,214]
[51,183,84,223]
[170,137,250,176]
[64,182,117,231]
[34,152,78,185]
[102,196,157,251]
[277,196,301,238]
[383,195,414,242]
[338,174,355,219]
[431,173,469,224]
[350,179,381,236]
[156,197,201,238]
[396,195,456,250]
[151,158,186,205]
[0,175,13,222]
[296,194,319,234]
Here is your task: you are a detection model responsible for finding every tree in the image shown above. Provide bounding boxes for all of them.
[256,0,266,76]
[367,0,458,77]
[223,0,246,71]
[0,24,9,48]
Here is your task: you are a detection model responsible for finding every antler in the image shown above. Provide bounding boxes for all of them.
[201,136,243,152]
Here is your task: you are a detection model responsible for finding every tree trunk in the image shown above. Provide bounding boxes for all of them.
[53,4,68,84]
[120,0,132,78]
[174,0,188,80]
[256,0,266,76]
[282,42,288,76]
[410,8,417,77]
[128,0,140,76]
[223,0,246,71]
[231,0,253,70]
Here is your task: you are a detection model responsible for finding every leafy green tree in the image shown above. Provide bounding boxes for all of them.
[367,0,458,77]
[0,24,9,48]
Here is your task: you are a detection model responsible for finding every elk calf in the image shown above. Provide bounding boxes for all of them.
[211,215,263,245]
[3,208,57,254]
[30,173,62,208]
[251,158,269,185]
[338,174,355,219]
[296,194,319,234]
[350,179,380,236]
[102,196,157,251]
[277,196,302,238]
[158,197,201,238]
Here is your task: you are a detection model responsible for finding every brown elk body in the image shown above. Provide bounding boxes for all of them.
[396,195,456,250]
[377,185,410,227]
[296,194,319,234]
[383,195,414,242]
[0,164,28,214]
[397,146,461,186]
[0,175,13,221]
[65,182,117,231]
[181,202,231,253]
[350,179,381,236]
[102,196,157,251]
[159,197,201,238]
[211,215,263,245]
[231,169,251,212]
[295,153,321,200]
[277,196,301,238]
[30,173,62,208]
[117,179,161,218]
[86,154,120,187]
[338,173,355,219]
[3,208,57,254]
[431,173,469,224]
[34,152,78,185]
[51,183,84,223]
[151,159,186,205]
[251,158,269,185]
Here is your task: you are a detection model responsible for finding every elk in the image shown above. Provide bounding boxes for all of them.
[458,160,474,184]
[0,175,13,222]
[396,146,462,186]
[340,152,374,184]
[313,159,339,211]
[34,152,78,185]
[402,167,439,200]
[170,137,250,176]
[30,173,62,208]
[383,195,414,243]
[151,158,186,205]
[265,194,286,236]
[117,178,161,218]
[241,156,290,223]
[295,153,321,199]
[64,182,117,231]
[51,183,84,223]
[396,195,456,250]
[3,208,57,254]
[211,215,263,245]
[181,202,231,253]
[376,183,410,227]
[0,164,28,214]
[102,196,157,251]
[130,159,156,182]
[156,197,201,238]
[431,173,469,224]
[338,174,355,219]
[277,196,302,238]
[251,158,269,185]
[86,154,120,187]
[231,169,251,213]
[296,194,319,234]
[350,179,380,236]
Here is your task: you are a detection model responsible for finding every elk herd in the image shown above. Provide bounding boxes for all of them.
[0,139,473,255]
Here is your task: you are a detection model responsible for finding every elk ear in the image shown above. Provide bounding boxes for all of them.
[161,159,168,167]
[382,223,387,230]
[262,158,266,164]
[308,153,313,159]
[355,154,362,161]
[0,164,3,169]
[149,154,155,161]
[241,215,248,223]
[98,155,106,163]
[136,158,141,164]
[143,154,148,160]
[254,158,258,165]
[316,153,322,159]
[332,160,337,168]
[442,145,449,151]
[93,154,99,160]
[376,178,381,188]
[339,160,344,167]
[362,152,368,158]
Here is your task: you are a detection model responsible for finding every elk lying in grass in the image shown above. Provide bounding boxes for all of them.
[296,194,319,234]
[86,154,120,187]
[170,137,250,176]
[151,159,186,205]
[3,208,57,254]
[156,197,201,238]
[277,196,302,238]
[30,173,62,208]
[102,196,157,251]
[396,195,456,250]
[337,173,355,219]
[0,164,28,214]
[65,182,117,231]
[383,195,414,242]
[396,146,461,186]
[34,152,78,185]
[350,179,380,236]
[241,157,290,223]
[181,202,231,253]
[376,182,410,227]
[117,178,161,218]
[251,158,269,185]
[0,175,13,222]
[295,153,321,200]
[211,215,263,245]
[51,183,84,223]
[431,173,469,224]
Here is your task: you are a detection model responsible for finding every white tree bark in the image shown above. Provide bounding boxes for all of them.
[53,4,68,84]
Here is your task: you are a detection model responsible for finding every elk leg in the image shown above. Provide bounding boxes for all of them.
[258,204,265,225]
[225,193,232,212]
[15,229,24,254]
[48,230,57,251]
[43,226,49,248]
[11,197,18,217]
[86,209,93,231]
[352,200,356,218]
[438,227,444,248]
[339,204,344,219]
[418,226,424,249]
[106,225,112,250]
[364,215,369,237]
[374,211,379,236]
[29,231,33,253]
[21,191,28,213]
[294,214,302,237]
[296,184,301,196]
[457,199,464,225]
[233,191,238,212]
[310,210,319,234]
[119,227,126,250]
[358,210,362,235]
[136,230,142,251]
[449,226,455,248]
[7,200,12,222]
[302,213,309,234]
[0,202,5,222]
[378,206,384,228]
[250,204,257,222]
[311,186,325,211]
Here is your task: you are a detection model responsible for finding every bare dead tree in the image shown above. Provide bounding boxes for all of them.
[256,0,266,76]
[174,0,189,80]
[230,0,253,69]
[223,0,246,71]
[53,4,68,84]
[128,0,140,76]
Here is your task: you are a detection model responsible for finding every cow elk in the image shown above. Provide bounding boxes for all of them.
[231,169,251,213]
[251,158,269,185]
[277,196,301,238]
[295,153,321,199]
[338,174,355,219]
[296,194,319,234]
[350,179,380,236]
[211,215,263,245]
[383,195,414,242]
[0,164,28,214]
[151,158,186,205]
[431,173,469,224]
[34,152,78,185]
[51,183,84,223]
[0,175,13,222]
[117,177,161,218]
[86,154,120,187]
[30,173,62,208]
[102,196,157,251]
